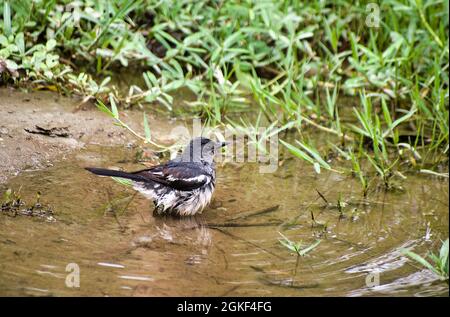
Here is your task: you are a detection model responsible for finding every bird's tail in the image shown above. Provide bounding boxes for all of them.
[85,167,144,182]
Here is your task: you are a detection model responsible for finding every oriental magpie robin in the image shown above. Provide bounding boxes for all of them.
[86,137,227,216]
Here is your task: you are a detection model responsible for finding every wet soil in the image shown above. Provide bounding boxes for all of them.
[0,87,180,184]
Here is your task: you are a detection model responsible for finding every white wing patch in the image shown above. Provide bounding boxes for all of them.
[166,174,208,184]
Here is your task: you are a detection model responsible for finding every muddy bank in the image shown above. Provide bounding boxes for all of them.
[0,87,179,184]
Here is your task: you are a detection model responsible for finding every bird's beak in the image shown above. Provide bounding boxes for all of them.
[218,141,229,148]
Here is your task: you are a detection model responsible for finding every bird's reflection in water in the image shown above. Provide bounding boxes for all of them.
[139,215,213,259]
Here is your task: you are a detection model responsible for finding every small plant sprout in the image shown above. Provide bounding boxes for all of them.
[402,239,449,281]
[336,193,347,217]
[278,233,321,257]
[279,232,321,281]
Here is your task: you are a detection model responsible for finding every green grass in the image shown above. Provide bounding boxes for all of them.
[279,233,321,257]
[402,239,449,281]
[0,0,448,193]
[279,232,321,279]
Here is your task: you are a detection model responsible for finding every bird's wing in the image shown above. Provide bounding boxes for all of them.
[132,162,211,191]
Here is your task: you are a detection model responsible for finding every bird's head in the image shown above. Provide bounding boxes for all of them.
[181,137,228,164]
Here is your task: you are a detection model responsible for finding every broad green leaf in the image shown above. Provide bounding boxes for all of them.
[3,1,11,36]
[46,39,57,51]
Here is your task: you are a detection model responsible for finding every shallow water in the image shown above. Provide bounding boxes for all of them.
[0,144,448,296]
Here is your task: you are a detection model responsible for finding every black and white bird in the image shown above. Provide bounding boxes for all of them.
[85,137,227,216]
